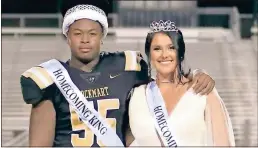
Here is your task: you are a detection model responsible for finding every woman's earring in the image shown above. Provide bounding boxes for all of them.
[101,41,103,44]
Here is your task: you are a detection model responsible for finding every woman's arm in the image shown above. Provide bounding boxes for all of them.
[205,88,235,146]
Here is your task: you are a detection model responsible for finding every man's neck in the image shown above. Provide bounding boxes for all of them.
[69,56,100,72]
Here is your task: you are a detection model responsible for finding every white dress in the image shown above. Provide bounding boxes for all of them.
[129,84,235,147]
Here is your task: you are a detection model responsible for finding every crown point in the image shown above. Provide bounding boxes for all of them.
[149,20,178,33]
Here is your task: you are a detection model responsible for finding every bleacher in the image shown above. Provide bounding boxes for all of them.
[1,26,257,146]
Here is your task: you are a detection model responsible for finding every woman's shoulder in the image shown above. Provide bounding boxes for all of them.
[130,84,148,105]
[133,84,147,94]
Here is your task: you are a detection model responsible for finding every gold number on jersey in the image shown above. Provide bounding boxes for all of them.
[69,99,120,146]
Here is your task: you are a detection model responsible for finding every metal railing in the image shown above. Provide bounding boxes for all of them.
[197,7,241,39]
[1,13,118,28]
[116,7,241,39]
[1,7,253,39]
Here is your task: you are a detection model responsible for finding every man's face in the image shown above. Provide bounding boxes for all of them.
[67,19,103,63]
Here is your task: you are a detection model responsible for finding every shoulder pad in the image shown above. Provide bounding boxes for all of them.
[21,66,54,90]
[124,50,142,71]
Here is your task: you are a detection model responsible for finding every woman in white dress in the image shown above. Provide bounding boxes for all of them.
[127,20,235,147]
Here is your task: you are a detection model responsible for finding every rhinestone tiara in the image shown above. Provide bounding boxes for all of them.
[64,4,106,19]
[150,20,178,33]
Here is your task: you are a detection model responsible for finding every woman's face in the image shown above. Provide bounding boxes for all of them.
[150,32,178,76]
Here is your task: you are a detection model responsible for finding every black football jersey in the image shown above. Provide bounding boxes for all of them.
[20,51,149,147]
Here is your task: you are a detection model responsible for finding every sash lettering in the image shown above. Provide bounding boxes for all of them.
[40,59,124,146]
[146,82,178,147]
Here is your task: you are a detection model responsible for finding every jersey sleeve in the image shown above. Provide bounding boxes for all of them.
[205,88,235,146]
[123,50,149,87]
[20,66,54,107]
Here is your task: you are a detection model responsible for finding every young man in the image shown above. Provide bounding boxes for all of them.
[20,0,215,147]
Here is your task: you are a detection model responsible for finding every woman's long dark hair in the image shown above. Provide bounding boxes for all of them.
[144,29,191,84]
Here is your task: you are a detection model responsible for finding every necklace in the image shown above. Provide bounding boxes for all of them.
[159,80,173,83]
[156,77,174,83]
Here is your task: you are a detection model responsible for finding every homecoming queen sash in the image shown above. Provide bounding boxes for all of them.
[40,59,124,147]
[146,81,178,147]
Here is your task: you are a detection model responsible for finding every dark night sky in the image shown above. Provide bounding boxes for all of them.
[2,0,60,13]
[197,0,255,13]
[1,0,254,14]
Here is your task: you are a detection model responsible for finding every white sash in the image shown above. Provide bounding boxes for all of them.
[40,59,124,147]
[146,81,178,147]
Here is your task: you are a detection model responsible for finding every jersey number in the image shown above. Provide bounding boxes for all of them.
[69,99,120,146]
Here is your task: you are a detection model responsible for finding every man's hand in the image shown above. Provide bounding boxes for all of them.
[191,72,215,95]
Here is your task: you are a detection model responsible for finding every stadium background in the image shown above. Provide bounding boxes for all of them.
[1,0,258,146]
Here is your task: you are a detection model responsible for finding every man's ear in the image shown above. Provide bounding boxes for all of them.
[65,31,71,45]
[67,36,71,45]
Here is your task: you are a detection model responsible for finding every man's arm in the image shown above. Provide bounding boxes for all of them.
[29,100,56,146]
[125,126,135,147]
[123,51,215,95]
[188,69,215,95]
[20,67,56,146]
